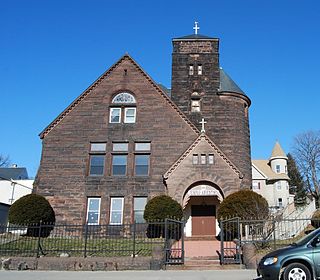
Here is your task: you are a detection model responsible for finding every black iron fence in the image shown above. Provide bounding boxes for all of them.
[220,216,317,264]
[0,221,167,258]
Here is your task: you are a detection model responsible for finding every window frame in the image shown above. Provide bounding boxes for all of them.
[134,154,150,176]
[86,197,101,225]
[198,65,202,75]
[110,197,124,225]
[200,154,206,165]
[109,108,121,123]
[208,154,214,165]
[189,65,194,75]
[133,197,147,223]
[112,154,128,176]
[124,107,136,123]
[276,164,281,173]
[191,100,201,113]
[192,154,199,165]
[89,154,105,176]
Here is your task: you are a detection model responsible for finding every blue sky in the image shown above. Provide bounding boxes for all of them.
[1,0,319,178]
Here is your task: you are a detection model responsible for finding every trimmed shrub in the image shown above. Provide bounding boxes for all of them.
[144,195,183,239]
[311,210,320,228]
[217,189,269,220]
[8,194,55,237]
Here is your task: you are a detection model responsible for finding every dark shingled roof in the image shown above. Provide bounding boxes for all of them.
[0,168,29,180]
[219,68,245,94]
[173,34,218,40]
[158,84,171,97]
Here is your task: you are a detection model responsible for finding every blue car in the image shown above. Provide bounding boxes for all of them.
[257,227,320,280]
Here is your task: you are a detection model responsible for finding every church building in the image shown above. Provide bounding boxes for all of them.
[34,24,252,237]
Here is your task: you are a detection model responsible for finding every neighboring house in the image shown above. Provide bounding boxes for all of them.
[0,165,34,225]
[252,142,293,211]
[34,25,252,238]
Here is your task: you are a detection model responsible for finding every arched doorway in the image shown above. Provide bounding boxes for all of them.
[182,182,224,237]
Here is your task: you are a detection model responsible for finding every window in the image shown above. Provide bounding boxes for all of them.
[110,92,136,124]
[278,198,283,207]
[135,155,149,176]
[110,108,121,123]
[276,181,281,190]
[285,165,287,174]
[276,165,281,173]
[208,154,214,164]
[113,143,128,152]
[90,143,106,152]
[133,197,147,223]
[134,142,151,176]
[201,154,206,164]
[86,197,101,225]
[124,108,136,123]
[192,154,199,165]
[189,65,194,75]
[89,155,105,176]
[198,65,202,75]
[191,100,200,112]
[110,197,124,225]
[253,181,261,190]
[112,155,127,175]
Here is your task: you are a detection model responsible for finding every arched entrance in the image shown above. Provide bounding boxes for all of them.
[182,182,224,237]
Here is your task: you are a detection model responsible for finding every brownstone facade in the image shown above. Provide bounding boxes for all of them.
[35,33,252,236]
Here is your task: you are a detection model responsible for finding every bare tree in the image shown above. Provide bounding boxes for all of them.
[293,131,320,207]
[0,154,10,167]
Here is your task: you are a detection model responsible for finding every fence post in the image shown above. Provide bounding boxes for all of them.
[37,220,42,258]
[164,219,168,263]
[220,219,224,265]
[181,221,185,264]
[272,216,276,250]
[132,222,136,258]
[84,223,88,258]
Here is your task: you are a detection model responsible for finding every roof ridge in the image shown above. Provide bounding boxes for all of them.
[39,54,200,139]
[164,133,243,178]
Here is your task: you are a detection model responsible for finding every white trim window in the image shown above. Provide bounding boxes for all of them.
[276,165,281,173]
[189,65,194,75]
[86,197,101,225]
[110,197,124,225]
[110,108,121,123]
[133,197,147,223]
[198,65,202,75]
[276,181,281,190]
[191,100,200,112]
[124,108,136,123]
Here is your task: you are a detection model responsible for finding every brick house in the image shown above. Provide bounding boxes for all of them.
[34,28,251,238]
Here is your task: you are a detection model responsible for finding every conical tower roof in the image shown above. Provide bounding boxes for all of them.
[270,141,287,159]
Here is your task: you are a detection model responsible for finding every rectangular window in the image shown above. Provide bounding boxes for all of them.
[276,165,281,173]
[90,143,106,152]
[135,142,151,151]
[278,198,283,207]
[198,65,202,75]
[110,197,124,225]
[208,154,214,164]
[112,155,127,175]
[253,181,261,190]
[134,197,147,223]
[191,100,200,112]
[86,197,101,225]
[110,108,121,123]
[276,181,281,190]
[189,65,194,75]
[113,142,128,152]
[201,154,206,164]
[89,155,105,176]
[192,154,198,165]
[135,154,149,176]
[124,108,136,123]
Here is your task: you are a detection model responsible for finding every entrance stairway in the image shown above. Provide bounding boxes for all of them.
[168,237,240,270]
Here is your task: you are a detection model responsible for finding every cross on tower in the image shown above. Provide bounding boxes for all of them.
[200,118,207,133]
[193,21,200,35]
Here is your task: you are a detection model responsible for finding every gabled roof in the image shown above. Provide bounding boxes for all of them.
[164,133,243,179]
[173,34,218,41]
[0,167,28,180]
[40,54,199,139]
[270,141,287,159]
[252,160,289,181]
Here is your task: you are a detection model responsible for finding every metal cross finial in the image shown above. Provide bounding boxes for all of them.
[200,118,207,133]
[193,21,200,35]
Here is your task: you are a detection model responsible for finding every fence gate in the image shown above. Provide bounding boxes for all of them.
[220,217,241,264]
[164,219,184,265]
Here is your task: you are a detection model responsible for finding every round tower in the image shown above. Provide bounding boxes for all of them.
[269,141,288,174]
[171,27,252,188]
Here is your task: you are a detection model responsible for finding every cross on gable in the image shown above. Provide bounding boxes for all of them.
[200,118,207,133]
[193,21,200,35]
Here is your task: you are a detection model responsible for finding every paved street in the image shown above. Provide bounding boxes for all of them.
[0,270,258,280]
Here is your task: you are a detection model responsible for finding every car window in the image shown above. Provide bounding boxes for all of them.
[295,229,320,246]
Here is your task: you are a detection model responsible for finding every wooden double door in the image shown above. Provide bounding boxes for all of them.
[191,205,216,236]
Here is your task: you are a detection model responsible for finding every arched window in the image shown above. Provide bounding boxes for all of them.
[109,92,137,124]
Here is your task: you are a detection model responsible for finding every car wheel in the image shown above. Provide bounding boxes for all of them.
[283,263,311,280]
